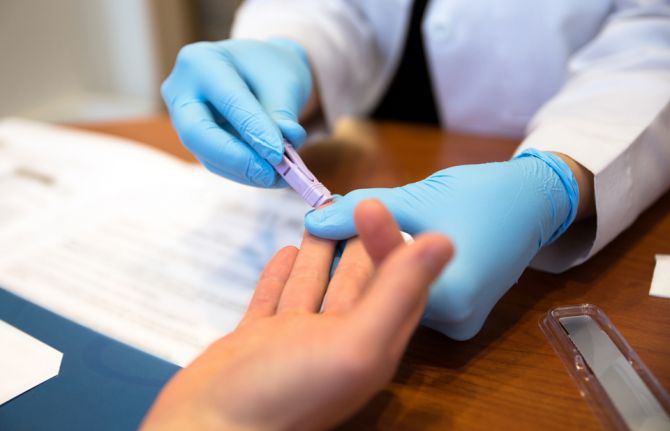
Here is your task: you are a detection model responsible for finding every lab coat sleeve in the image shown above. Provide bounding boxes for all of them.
[230,0,392,129]
[515,1,670,273]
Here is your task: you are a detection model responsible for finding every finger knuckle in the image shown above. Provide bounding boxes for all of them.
[235,109,267,138]
[176,42,210,65]
[335,261,371,281]
[180,116,217,149]
[286,270,328,287]
[159,80,171,102]
[251,288,279,308]
[180,119,202,144]
[270,107,298,123]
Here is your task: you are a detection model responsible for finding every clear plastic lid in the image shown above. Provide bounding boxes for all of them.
[540,304,670,431]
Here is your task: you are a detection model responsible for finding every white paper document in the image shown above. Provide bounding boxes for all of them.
[0,320,63,405]
[650,255,670,299]
[0,119,309,366]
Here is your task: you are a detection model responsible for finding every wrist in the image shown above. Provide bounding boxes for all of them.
[549,152,595,221]
[513,149,580,245]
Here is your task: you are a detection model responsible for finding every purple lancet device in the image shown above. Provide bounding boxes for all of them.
[274,141,333,208]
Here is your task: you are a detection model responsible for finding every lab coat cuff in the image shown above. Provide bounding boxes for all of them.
[514,124,630,274]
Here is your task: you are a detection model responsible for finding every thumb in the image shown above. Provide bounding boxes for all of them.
[256,91,306,149]
[273,114,307,149]
[259,39,312,149]
[255,91,305,149]
[304,187,419,240]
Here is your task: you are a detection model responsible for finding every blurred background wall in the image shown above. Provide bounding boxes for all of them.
[0,0,242,123]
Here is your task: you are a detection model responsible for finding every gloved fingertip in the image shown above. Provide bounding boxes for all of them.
[304,206,329,225]
[304,195,341,221]
[247,134,284,166]
[248,162,277,188]
[304,212,332,236]
[266,149,284,166]
[277,119,307,148]
[304,202,357,240]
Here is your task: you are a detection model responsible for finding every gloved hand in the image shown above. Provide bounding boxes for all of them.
[305,149,579,339]
[161,39,312,187]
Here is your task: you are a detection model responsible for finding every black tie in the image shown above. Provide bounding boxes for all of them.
[372,0,439,125]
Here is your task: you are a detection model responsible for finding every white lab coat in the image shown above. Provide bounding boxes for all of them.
[232,0,670,273]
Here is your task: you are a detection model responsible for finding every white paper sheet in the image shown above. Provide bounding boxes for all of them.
[0,321,63,405]
[0,119,309,366]
[650,255,670,299]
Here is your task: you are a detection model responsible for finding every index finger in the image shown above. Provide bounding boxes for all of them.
[199,55,284,165]
[322,238,373,313]
[238,246,298,327]
[276,231,337,314]
[168,99,280,187]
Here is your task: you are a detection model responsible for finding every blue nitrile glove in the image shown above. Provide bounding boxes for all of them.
[305,149,579,340]
[161,39,312,187]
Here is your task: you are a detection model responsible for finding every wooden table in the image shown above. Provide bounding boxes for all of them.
[78,117,670,430]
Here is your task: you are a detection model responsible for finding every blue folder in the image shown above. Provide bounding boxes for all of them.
[0,288,180,430]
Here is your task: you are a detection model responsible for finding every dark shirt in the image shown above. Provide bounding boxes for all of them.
[372,0,439,125]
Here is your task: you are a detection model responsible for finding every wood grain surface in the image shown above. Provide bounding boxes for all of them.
[76,116,670,430]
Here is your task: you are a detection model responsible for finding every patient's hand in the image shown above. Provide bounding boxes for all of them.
[141,199,453,431]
